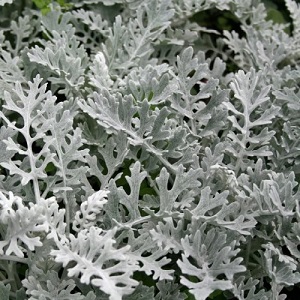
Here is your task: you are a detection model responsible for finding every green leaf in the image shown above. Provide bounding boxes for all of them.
[32,0,51,9]
[16,288,27,300]
[208,290,226,299]
[0,282,10,300]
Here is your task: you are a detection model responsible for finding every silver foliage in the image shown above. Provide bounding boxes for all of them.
[0,0,300,299]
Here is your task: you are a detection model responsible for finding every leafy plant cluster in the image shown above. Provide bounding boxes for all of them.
[1,0,300,299]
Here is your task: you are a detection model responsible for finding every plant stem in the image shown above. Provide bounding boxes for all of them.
[245,238,251,266]
[0,255,29,264]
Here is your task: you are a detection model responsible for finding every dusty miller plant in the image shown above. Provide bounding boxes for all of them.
[0,0,300,299]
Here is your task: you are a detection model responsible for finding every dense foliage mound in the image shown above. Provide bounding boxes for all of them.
[1,0,300,299]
